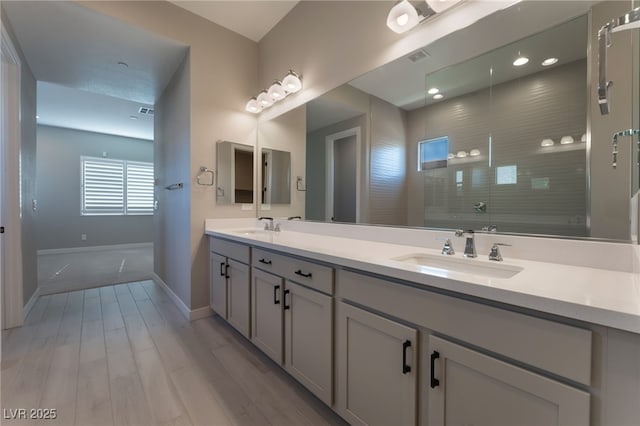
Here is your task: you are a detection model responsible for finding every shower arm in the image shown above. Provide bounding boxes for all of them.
[598,7,640,115]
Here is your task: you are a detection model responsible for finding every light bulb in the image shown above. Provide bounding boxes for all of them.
[257,90,273,108]
[282,71,302,93]
[268,81,286,101]
[396,13,409,26]
[245,97,261,113]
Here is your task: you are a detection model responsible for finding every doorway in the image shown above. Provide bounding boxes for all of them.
[325,127,361,223]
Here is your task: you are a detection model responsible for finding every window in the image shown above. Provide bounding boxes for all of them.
[496,165,517,185]
[418,136,449,171]
[81,156,154,216]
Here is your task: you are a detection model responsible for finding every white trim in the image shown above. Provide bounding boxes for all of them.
[151,272,213,321]
[23,286,40,320]
[325,127,361,223]
[38,242,152,256]
[1,26,24,329]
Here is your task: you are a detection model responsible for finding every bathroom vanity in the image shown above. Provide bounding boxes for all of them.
[206,219,640,426]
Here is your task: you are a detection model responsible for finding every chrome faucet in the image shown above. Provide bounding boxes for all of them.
[489,243,511,261]
[455,229,476,258]
[437,238,455,255]
[258,216,274,231]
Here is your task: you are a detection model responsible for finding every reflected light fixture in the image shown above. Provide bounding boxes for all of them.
[433,93,444,100]
[581,133,587,143]
[447,153,455,159]
[245,97,261,114]
[560,136,575,145]
[469,149,480,157]
[428,87,439,95]
[513,56,529,67]
[268,81,286,101]
[542,57,558,66]
[541,138,555,147]
[257,90,274,108]
[387,0,424,34]
[456,151,468,158]
[425,0,463,13]
[282,70,302,93]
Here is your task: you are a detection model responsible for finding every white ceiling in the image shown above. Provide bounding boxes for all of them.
[168,1,299,42]
[38,82,154,141]
[306,96,364,133]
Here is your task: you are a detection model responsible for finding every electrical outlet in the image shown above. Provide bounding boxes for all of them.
[81,234,87,241]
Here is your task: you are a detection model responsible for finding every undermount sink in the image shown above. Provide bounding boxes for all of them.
[392,253,523,279]
[232,228,270,236]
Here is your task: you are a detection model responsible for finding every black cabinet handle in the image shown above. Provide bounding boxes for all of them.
[259,258,272,265]
[273,285,280,304]
[294,269,312,278]
[224,264,230,279]
[219,262,226,277]
[430,351,440,388]
[283,289,290,310]
[402,340,412,374]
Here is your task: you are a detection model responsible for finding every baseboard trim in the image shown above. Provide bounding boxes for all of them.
[151,273,213,321]
[23,286,40,320]
[38,242,153,256]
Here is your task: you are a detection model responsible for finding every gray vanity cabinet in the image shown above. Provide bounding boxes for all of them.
[210,238,251,338]
[251,248,334,405]
[336,301,418,426]
[427,335,590,426]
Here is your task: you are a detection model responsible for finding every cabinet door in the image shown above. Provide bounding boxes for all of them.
[337,302,417,426]
[427,335,590,426]
[284,281,332,405]
[210,252,227,318]
[251,268,283,364]
[227,259,251,338]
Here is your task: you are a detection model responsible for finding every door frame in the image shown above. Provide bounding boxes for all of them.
[1,26,24,329]
[325,127,361,222]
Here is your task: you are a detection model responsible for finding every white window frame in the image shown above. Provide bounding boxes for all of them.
[81,156,154,216]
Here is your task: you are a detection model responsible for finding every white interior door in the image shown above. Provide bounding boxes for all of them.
[325,127,361,223]
[1,28,24,329]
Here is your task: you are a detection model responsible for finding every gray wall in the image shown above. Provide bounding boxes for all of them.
[2,9,38,305]
[154,55,191,307]
[407,60,588,236]
[36,125,153,250]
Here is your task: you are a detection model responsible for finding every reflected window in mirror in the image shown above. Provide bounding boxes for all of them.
[418,137,449,171]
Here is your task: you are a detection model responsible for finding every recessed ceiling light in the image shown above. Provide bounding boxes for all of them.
[118,61,129,68]
[428,88,439,95]
[433,93,444,100]
[129,115,138,120]
[541,57,558,66]
[513,56,529,67]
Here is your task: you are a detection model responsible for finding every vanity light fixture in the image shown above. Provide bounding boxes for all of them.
[387,0,424,34]
[257,90,274,108]
[245,97,261,114]
[433,93,444,100]
[541,138,555,147]
[268,81,286,100]
[425,0,463,13]
[447,153,455,159]
[513,56,529,67]
[560,135,575,145]
[428,87,439,95]
[541,57,558,66]
[246,70,302,114]
[469,149,480,157]
[282,70,302,93]
[581,133,587,143]
[456,151,468,158]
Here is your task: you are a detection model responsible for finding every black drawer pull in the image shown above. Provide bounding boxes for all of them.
[274,285,280,305]
[402,340,412,374]
[219,262,226,277]
[430,350,440,388]
[283,289,291,310]
[259,258,272,265]
[294,269,312,278]
[224,264,230,279]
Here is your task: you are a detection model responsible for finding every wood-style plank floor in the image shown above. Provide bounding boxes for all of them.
[1,280,345,426]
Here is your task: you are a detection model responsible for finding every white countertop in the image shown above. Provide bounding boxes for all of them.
[205,222,640,334]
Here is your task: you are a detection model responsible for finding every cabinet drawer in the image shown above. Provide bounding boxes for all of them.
[253,248,333,295]
[338,270,592,386]
[210,237,250,264]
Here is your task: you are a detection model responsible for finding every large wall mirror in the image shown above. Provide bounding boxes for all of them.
[216,140,255,205]
[259,0,640,242]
